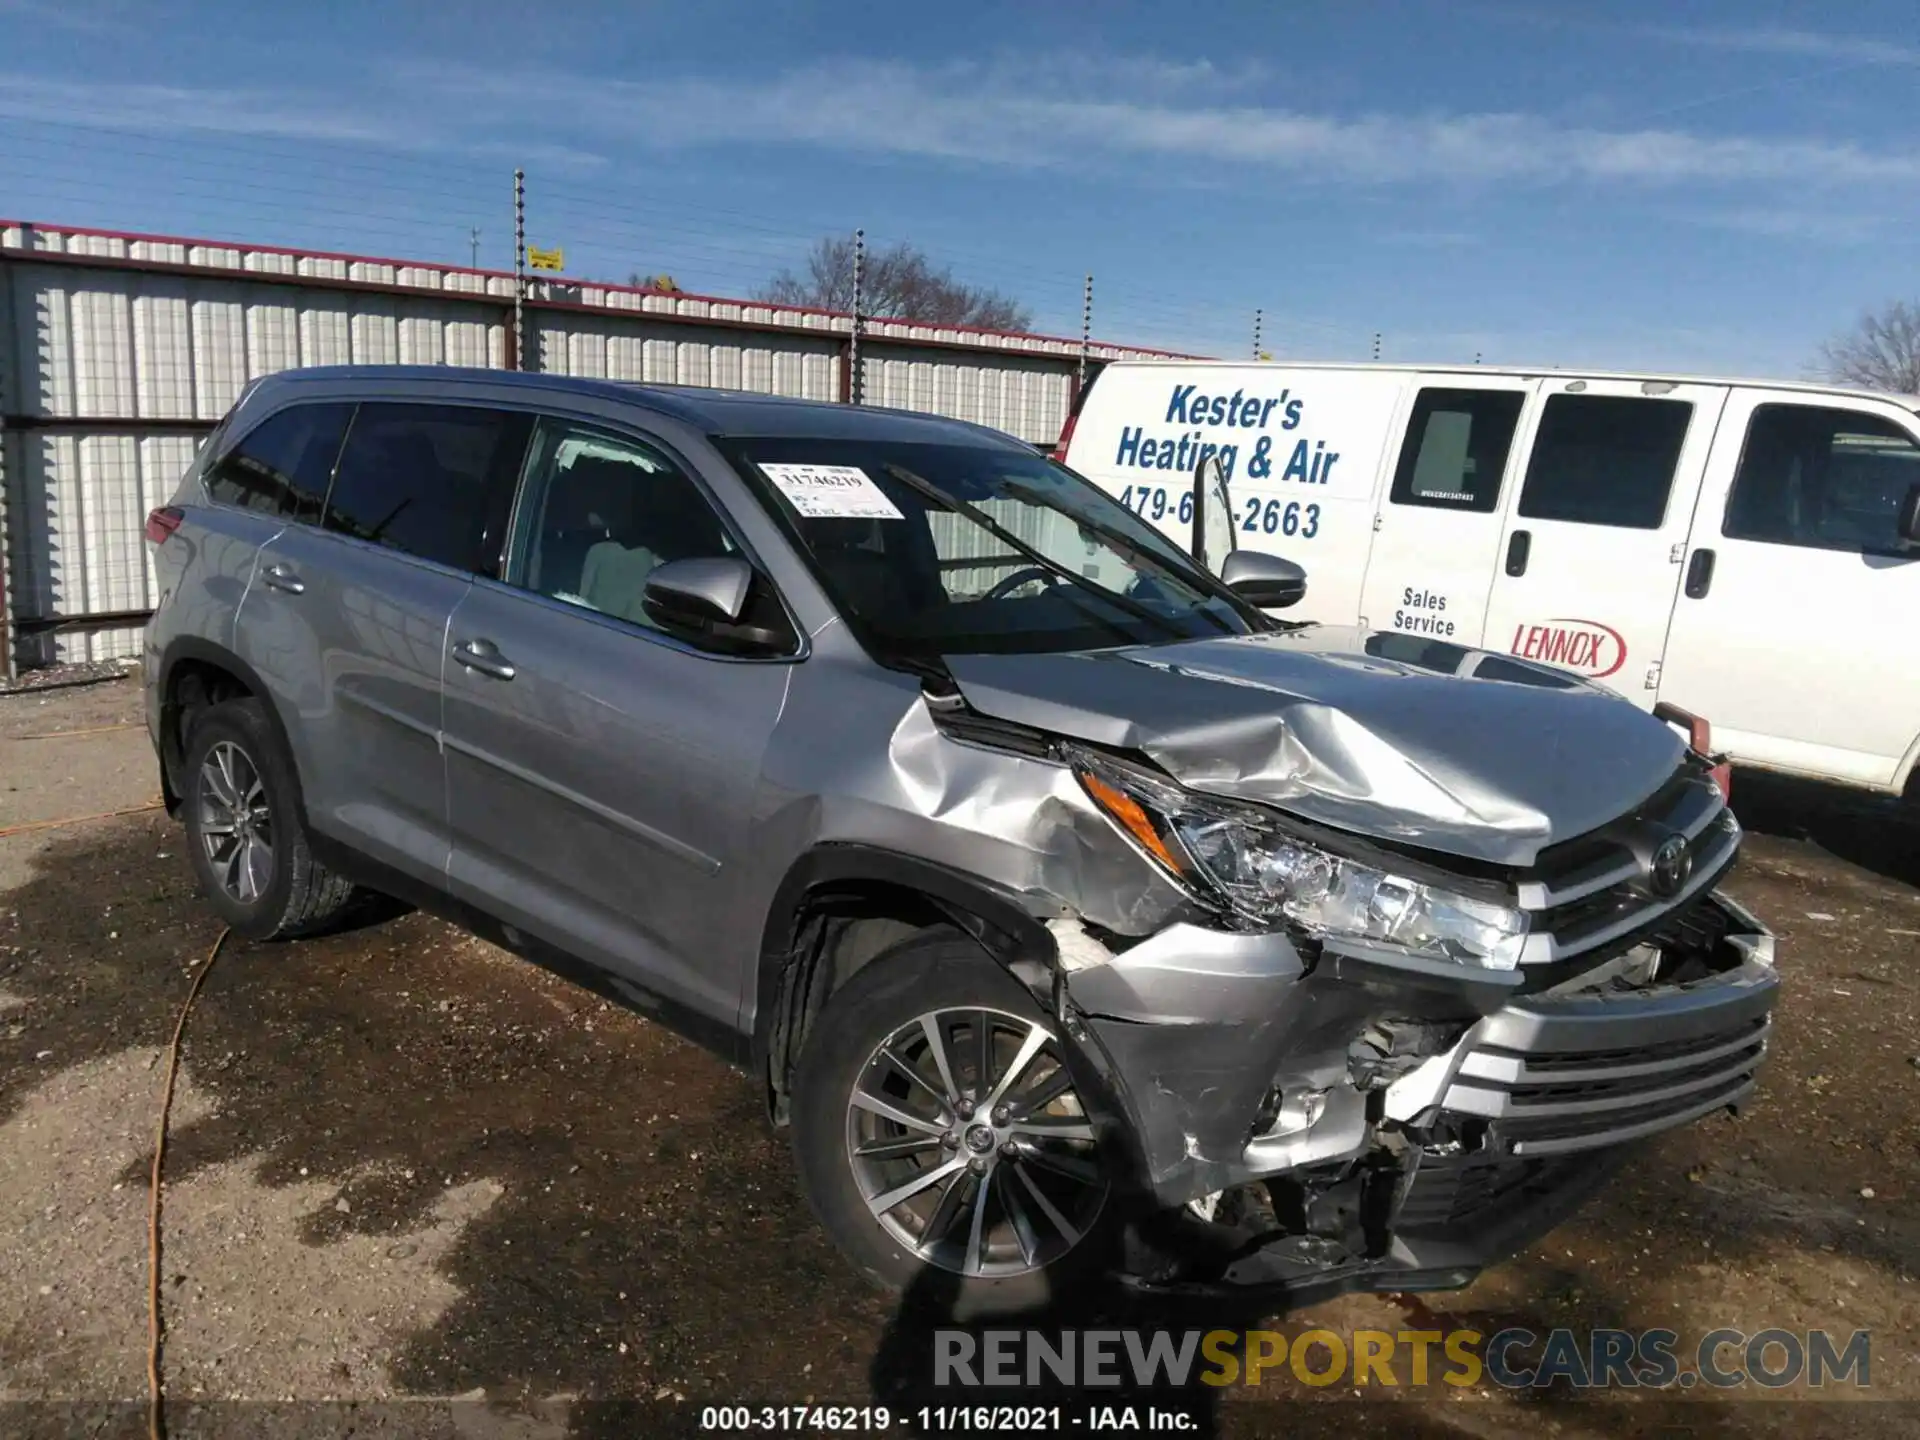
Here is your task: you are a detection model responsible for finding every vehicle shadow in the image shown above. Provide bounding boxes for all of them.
[866,1258,1494,1439]
[1732,767,1920,890]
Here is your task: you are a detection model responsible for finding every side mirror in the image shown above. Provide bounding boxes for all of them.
[1220,550,1307,609]
[1190,453,1237,573]
[642,556,791,652]
[1900,481,1920,546]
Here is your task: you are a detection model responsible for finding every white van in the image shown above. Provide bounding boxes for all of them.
[1058,361,1920,798]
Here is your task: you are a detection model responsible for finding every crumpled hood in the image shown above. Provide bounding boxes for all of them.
[944,625,1684,867]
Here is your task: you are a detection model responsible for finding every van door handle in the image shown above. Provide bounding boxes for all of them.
[1684,547,1716,599]
[1504,530,1532,577]
[453,639,516,681]
[260,563,305,595]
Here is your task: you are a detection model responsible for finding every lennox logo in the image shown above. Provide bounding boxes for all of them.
[1509,618,1627,679]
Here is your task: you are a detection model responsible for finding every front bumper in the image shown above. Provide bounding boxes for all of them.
[1061,890,1776,1288]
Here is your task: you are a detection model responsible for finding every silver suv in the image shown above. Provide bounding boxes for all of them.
[144,366,1778,1310]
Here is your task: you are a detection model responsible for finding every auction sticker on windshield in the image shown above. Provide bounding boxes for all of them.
[761,463,905,520]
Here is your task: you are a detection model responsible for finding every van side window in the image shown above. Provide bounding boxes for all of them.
[1724,404,1920,554]
[1389,389,1525,512]
[1518,395,1693,529]
[323,403,532,573]
[508,421,784,647]
[204,403,353,523]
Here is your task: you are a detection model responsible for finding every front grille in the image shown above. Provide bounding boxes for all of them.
[1434,972,1775,1156]
[1509,1013,1765,1075]
[1514,760,1739,969]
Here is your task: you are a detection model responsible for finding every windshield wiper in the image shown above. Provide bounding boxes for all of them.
[880,464,1190,642]
[995,479,1243,634]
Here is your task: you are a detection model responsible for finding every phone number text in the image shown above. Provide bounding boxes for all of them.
[1118,485,1322,539]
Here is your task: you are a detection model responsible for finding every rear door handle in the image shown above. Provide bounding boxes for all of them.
[261,562,305,595]
[1504,529,1531,577]
[1684,547,1716,599]
[453,639,516,682]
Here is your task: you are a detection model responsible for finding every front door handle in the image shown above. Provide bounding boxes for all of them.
[1684,547,1716,599]
[1504,529,1532,577]
[453,639,517,681]
[260,562,305,595]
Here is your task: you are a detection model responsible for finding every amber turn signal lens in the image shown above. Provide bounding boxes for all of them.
[1078,770,1187,876]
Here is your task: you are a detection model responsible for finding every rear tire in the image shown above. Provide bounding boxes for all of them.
[790,935,1118,1316]
[180,697,359,940]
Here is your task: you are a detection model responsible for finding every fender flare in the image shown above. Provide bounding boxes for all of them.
[748,843,1063,1092]
[155,636,302,816]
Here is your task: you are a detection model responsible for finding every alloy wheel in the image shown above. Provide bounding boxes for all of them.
[197,740,274,904]
[844,1006,1107,1278]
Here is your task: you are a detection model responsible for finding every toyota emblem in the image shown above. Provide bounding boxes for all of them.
[1648,834,1693,898]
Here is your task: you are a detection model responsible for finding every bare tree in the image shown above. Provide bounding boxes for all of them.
[1818,300,1920,393]
[759,236,1032,331]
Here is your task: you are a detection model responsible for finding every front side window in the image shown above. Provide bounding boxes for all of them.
[1389,388,1524,513]
[509,420,789,645]
[323,403,531,572]
[723,436,1260,662]
[1518,395,1694,530]
[204,402,353,522]
[1724,404,1920,554]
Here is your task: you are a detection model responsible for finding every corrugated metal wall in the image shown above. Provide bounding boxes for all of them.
[2,222,1179,669]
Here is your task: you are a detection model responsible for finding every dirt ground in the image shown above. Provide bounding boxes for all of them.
[1,674,1915,1439]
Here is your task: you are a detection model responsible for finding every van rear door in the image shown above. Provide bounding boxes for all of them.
[1480,378,1728,705]
[1356,377,1534,646]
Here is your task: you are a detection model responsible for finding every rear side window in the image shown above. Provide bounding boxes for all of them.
[1389,388,1525,513]
[1517,395,1693,529]
[204,403,353,522]
[324,403,532,573]
[1724,404,1920,555]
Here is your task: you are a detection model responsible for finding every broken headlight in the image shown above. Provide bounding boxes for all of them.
[1072,752,1527,972]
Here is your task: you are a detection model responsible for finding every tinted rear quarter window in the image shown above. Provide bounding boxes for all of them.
[204,403,354,522]
[324,403,532,573]
[1389,388,1525,513]
[1518,395,1693,529]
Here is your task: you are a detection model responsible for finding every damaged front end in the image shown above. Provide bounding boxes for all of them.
[809,612,1782,1301]
[966,726,1777,1299]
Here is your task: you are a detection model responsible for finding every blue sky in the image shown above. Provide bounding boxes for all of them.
[1,0,1916,373]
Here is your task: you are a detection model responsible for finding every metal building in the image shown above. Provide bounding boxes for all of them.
[1,221,1184,672]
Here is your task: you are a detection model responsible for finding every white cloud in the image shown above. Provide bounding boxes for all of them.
[0,73,611,168]
[468,139,609,175]
[1647,25,1919,67]
[1687,206,1887,246]
[410,55,1920,189]
[0,73,414,144]
[6,54,1915,193]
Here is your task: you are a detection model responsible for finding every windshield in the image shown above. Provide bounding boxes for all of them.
[723,437,1259,660]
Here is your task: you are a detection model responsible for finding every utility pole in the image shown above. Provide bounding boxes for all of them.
[1079,273,1093,388]
[1253,308,1263,361]
[849,228,865,406]
[469,227,481,269]
[512,170,526,371]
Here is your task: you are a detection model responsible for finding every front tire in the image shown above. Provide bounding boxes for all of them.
[181,698,358,940]
[790,935,1116,1314]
